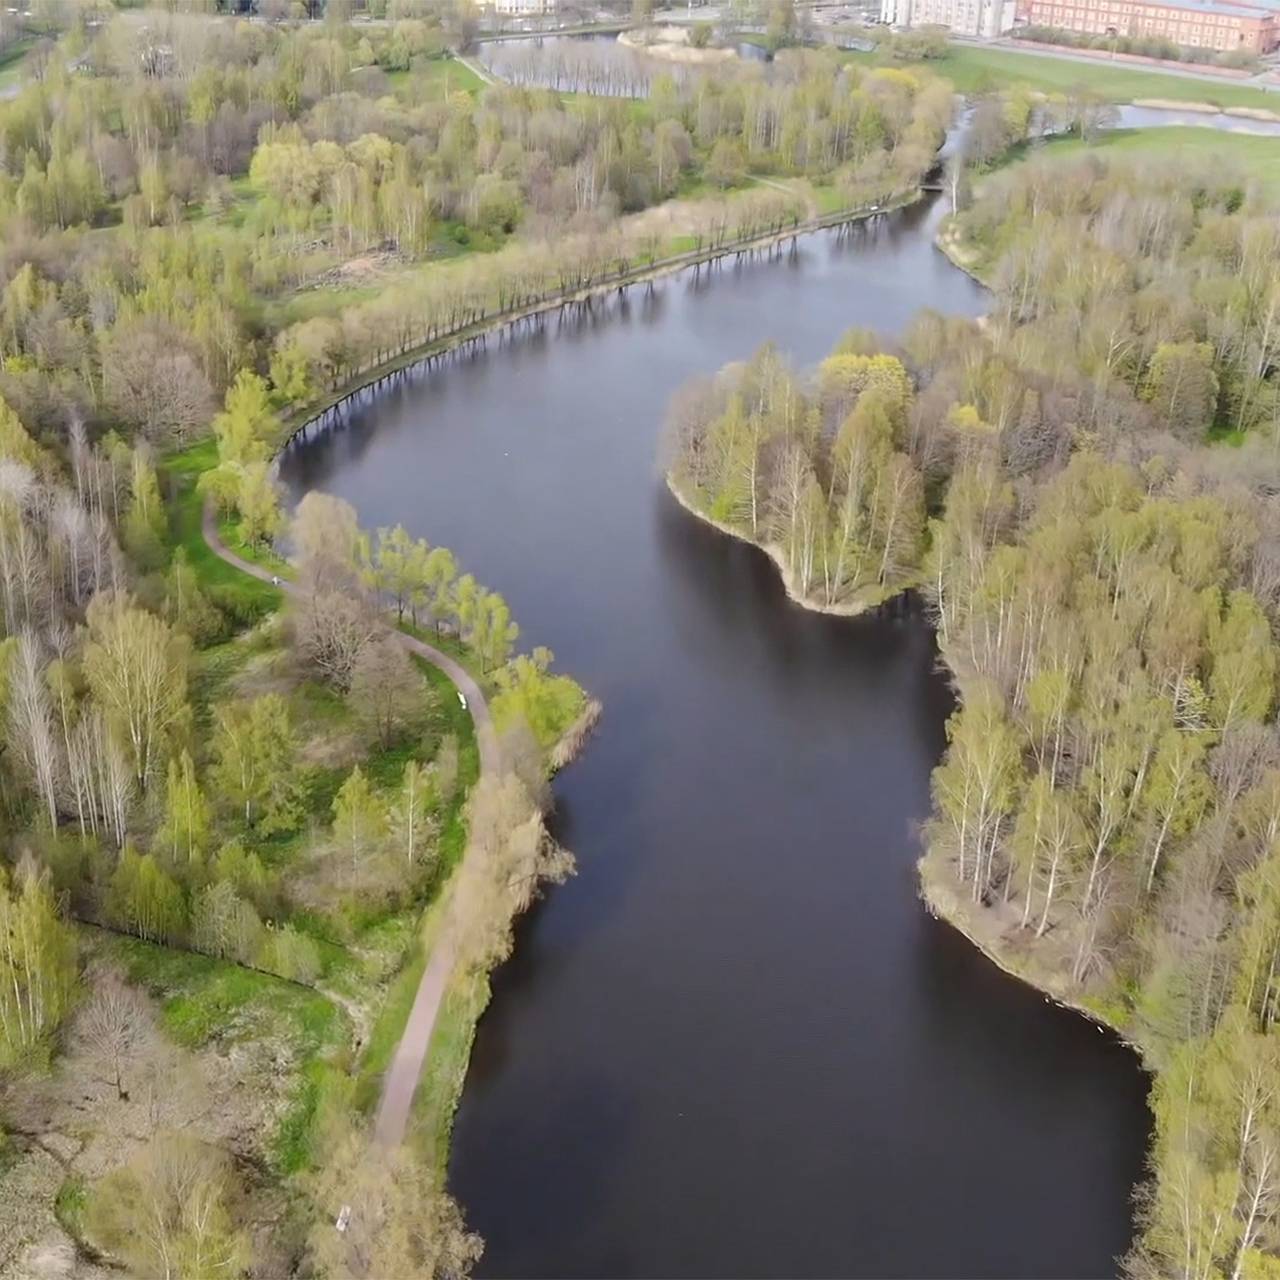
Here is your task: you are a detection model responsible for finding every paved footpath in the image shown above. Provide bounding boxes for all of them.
[203,503,500,1147]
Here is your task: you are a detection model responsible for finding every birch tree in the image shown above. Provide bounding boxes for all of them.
[82,592,189,793]
[0,863,77,1069]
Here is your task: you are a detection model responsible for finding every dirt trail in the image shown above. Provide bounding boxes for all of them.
[202,504,499,1148]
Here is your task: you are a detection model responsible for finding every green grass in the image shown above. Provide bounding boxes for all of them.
[853,42,1280,111]
[0,37,35,93]
[217,513,290,577]
[112,936,343,1053]
[387,52,487,100]
[54,1175,88,1240]
[1028,125,1280,193]
[408,967,489,1171]
[109,935,349,1171]
[353,927,429,1112]
[273,1058,349,1174]
[162,439,283,618]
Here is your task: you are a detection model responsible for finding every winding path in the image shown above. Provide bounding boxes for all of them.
[201,502,500,1148]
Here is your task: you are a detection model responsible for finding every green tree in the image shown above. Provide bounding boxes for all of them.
[82,593,190,793]
[85,1134,249,1279]
[0,863,77,1069]
[235,460,284,549]
[1143,341,1220,440]
[392,759,437,866]
[121,446,167,570]
[106,847,186,944]
[259,925,321,984]
[157,750,211,870]
[210,695,303,834]
[491,647,583,747]
[929,682,1023,903]
[212,370,279,467]
[331,765,386,876]
[163,549,223,646]
[1209,591,1277,728]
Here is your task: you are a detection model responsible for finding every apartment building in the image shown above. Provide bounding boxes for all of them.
[493,0,558,15]
[880,0,1017,37]
[1015,0,1280,52]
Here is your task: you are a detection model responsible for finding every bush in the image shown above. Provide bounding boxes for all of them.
[260,925,323,985]
[206,583,272,631]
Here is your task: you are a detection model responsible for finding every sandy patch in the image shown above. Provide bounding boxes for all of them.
[618,26,738,63]
[1133,97,1280,123]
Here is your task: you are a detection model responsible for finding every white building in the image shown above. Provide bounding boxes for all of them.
[493,0,557,14]
[880,0,1015,36]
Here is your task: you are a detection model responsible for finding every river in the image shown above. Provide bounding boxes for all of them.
[278,193,1152,1276]
[477,35,1280,140]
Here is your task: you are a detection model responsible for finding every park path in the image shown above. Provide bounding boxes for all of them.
[202,502,500,1148]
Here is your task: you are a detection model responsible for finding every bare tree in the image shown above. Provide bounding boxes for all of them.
[78,970,150,1101]
[347,634,424,746]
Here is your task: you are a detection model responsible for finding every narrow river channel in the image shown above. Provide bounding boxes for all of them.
[279,191,1152,1277]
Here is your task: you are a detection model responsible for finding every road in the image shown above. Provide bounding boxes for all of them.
[201,501,500,1148]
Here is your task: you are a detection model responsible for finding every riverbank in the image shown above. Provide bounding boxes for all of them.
[399,699,600,1172]
[198,469,599,1195]
[665,473,906,619]
[890,40,1280,112]
[277,187,923,450]
[934,214,991,286]
[1132,96,1280,122]
[919,859,1138,1046]
[670,454,1135,1050]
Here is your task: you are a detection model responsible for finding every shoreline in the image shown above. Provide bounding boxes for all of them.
[409,696,602,1172]
[668,460,1145,1064]
[918,864,1142,1054]
[665,472,906,619]
[273,187,925,459]
[933,216,993,287]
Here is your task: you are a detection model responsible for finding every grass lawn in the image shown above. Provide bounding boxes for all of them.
[848,42,1280,111]
[1029,125,1280,193]
[0,37,35,93]
[387,53,487,100]
[163,439,283,616]
[217,512,291,578]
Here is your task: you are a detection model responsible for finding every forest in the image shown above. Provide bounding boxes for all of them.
[0,7,949,451]
[9,0,1276,1268]
[668,149,1280,1275]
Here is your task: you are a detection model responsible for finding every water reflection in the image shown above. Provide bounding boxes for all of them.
[279,194,1150,1279]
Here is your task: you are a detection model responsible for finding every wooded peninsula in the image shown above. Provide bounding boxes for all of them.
[668,129,1280,1277]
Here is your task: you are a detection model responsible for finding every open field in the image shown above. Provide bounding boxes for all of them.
[844,42,1280,110]
[1031,124,1280,192]
[386,52,488,98]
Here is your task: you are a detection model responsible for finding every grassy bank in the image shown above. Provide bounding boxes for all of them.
[164,439,283,616]
[937,124,1280,283]
[163,434,591,1198]
[1029,124,1280,193]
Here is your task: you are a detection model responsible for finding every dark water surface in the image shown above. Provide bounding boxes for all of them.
[279,195,1151,1279]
